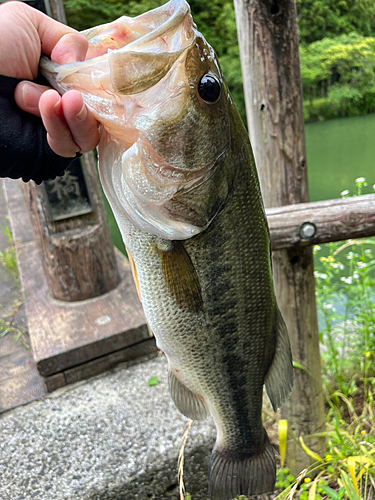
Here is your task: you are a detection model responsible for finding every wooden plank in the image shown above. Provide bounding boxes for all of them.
[43,372,67,393]
[43,338,158,392]
[0,180,45,413]
[19,243,149,377]
[267,193,375,250]
[234,0,326,475]
[0,335,45,412]
[6,179,150,380]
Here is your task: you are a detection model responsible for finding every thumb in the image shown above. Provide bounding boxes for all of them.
[51,33,88,64]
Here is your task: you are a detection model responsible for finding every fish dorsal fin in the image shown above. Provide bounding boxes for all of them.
[168,368,209,420]
[157,241,203,313]
[126,246,142,303]
[265,308,294,411]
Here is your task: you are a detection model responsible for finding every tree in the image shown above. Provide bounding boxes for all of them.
[300,33,375,119]
[296,0,375,44]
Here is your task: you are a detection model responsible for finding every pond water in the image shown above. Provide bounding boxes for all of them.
[105,113,375,253]
[306,113,375,201]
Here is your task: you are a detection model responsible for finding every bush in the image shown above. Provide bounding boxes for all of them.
[303,88,375,122]
[300,34,375,121]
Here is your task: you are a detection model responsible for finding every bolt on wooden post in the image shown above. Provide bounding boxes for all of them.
[233,0,326,474]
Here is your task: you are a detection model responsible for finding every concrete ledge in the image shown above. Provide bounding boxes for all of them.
[0,355,217,500]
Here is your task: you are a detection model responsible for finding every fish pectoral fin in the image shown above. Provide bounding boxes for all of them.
[157,241,203,313]
[126,247,142,303]
[168,369,209,421]
[265,308,294,411]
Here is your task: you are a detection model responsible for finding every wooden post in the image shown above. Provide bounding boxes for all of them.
[19,0,121,302]
[21,154,120,302]
[233,0,326,474]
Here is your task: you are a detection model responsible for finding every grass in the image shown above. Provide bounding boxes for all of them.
[0,224,18,278]
[0,223,28,348]
[274,177,375,499]
[275,396,375,499]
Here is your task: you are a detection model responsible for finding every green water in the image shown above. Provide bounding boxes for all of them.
[306,113,375,202]
[105,113,375,252]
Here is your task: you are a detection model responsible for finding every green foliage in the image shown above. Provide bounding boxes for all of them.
[300,34,375,121]
[0,224,27,347]
[276,399,375,499]
[296,0,375,45]
[63,0,375,123]
[314,178,375,396]
[276,178,375,499]
[0,225,18,278]
[276,468,295,490]
[0,299,27,348]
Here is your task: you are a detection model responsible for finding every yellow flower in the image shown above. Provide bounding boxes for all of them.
[326,454,332,461]
[304,477,311,484]
[361,430,366,435]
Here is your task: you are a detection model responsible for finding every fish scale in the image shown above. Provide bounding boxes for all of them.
[40,0,294,497]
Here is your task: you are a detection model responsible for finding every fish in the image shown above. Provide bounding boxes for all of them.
[40,1,294,497]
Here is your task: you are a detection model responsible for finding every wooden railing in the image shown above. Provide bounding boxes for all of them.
[267,193,375,250]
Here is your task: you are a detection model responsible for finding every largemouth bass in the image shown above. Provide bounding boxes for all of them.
[40,1,294,497]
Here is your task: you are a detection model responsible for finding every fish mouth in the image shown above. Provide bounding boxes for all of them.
[40,0,196,95]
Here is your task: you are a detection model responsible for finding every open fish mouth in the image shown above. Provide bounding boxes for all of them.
[40,0,231,240]
[40,0,196,96]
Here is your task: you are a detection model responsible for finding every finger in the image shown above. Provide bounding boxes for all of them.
[0,2,88,78]
[30,7,88,61]
[61,91,100,154]
[14,82,51,117]
[51,33,88,64]
[39,89,80,158]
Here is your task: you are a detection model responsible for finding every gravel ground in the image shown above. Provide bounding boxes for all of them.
[0,355,217,500]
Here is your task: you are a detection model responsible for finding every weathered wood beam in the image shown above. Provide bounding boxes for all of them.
[234,0,326,476]
[267,194,375,250]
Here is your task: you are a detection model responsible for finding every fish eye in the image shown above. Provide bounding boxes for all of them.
[197,74,221,104]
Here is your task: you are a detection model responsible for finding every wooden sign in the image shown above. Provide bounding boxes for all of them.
[43,158,93,221]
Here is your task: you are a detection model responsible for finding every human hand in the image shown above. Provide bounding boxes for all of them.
[0,1,99,157]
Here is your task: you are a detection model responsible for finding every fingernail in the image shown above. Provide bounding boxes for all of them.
[53,97,63,116]
[76,102,88,121]
[22,83,42,108]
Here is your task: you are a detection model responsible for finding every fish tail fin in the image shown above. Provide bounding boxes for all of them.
[208,430,276,499]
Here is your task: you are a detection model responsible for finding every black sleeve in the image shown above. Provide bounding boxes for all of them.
[0,74,77,184]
